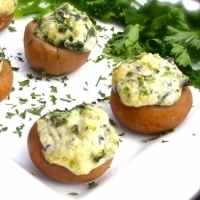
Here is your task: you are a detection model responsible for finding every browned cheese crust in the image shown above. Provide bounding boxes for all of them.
[24,21,91,76]
[0,59,13,102]
[27,116,113,183]
[110,87,193,135]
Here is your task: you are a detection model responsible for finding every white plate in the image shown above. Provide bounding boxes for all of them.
[0,1,200,200]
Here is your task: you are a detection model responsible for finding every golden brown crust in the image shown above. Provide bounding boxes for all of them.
[0,13,13,32]
[110,87,193,135]
[0,59,13,102]
[27,115,113,183]
[24,21,91,76]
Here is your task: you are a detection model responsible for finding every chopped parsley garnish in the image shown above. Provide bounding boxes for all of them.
[13,124,25,138]
[19,79,30,88]
[88,181,99,189]
[96,75,107,86]
[142,129,174,143]
[98,90,106,98]
[8,26,17,32]
[18,98,28,104]
[0,126,8,133]
[16,56,24,62]
[68,192,78,196]
[6,112,16,119]
[50,86,58,93]
[50,95,57,104]
[119,132,125,136]
[109,118,116,126]
[26,103,46,116]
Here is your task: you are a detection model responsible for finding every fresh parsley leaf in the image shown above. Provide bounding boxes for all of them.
[104,24,144,61]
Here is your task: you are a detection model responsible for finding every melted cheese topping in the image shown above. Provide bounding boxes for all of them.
[112,52,190,107]
[0,0,17,15]
[35,3,97,52]
[37,104,119,175]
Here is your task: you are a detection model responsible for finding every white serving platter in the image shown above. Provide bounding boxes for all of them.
[0,1,200,199]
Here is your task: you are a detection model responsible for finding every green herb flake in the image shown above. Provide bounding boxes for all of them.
[6,112,16,119]
[84,87,88,91]
[161,140,169,143]
[26,104,46,116]
[20,110,27,119]
[19,79,30,87]
[142,129,174,143]
[94,54,107,63]
[18,98,28,104]
[88,181,99,189]
[70,124,79,135]
[61,94,76,102]
[12,67,19,71]
[30,92,41,99]
[27,74,34,79]
[60,98,71,102]
[50,95,56,104]
[119,132,125,136]
[68,192,78,196]
[50,86,58,93]
[109,118,116,126]
[0,126,8,133]
[98,90,106,98]
[96,75,107,87]
[13,124,25,137]
[8,26,16,32]
[93,149,106,163]
[16,56,24,62]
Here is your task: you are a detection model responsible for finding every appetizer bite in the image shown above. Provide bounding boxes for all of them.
[28,103,119,183]
[24,2,97,75]
[110,52,192,135]
[0,0,17,32]
[0,48,13,102]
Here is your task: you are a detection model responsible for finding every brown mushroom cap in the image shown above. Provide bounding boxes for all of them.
[0,59,13,102]
[24,21,91,76]
[110,87,193,135]
[27,116,113,183]
[0,13,13,32]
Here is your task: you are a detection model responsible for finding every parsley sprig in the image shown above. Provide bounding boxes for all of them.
[15,0,200,88]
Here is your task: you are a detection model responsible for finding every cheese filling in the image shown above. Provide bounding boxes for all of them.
[35,2,97,52]
[37,104,119,175]
[0,0,17,15]
[112,52,190,107]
